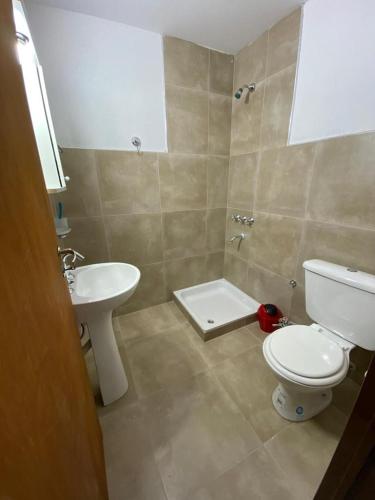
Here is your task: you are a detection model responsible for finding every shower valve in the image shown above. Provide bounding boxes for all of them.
[231,214,255,226]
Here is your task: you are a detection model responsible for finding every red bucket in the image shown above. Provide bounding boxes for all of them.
[257,304,283,333]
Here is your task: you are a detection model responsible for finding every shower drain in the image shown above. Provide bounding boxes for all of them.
[207,319,215,324]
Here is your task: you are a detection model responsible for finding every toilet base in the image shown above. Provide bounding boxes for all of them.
[272,382,332,422]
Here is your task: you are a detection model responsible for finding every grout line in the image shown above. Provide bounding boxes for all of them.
[258,30,270,152]
[93,151,112,261]
[205,49,210,254]
[156,153,168,295]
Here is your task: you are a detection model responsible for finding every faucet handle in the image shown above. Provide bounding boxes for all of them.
[231,213,241,223]
[58,247,85,271]
[73,250,85,262]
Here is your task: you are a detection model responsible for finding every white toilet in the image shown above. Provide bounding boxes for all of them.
[263,259,375,421]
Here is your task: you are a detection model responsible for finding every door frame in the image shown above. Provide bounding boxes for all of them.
[315,354,375,498]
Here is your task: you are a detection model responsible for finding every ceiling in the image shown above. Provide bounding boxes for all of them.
[27,0,304,54]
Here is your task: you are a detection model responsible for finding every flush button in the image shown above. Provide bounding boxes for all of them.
[347,267,358,272]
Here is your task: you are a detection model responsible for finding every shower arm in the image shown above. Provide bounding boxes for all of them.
[234,83,256,100]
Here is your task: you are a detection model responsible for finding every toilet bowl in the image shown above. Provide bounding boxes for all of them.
[263,323,354,421]
[261,259,375,422]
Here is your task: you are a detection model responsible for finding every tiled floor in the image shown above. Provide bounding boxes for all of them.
[85,302,360,500]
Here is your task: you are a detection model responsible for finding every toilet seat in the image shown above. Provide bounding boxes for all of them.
[263,324,352,388]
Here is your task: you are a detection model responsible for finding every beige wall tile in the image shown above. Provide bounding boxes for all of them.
[206,208,226,252]
[159,154,207,211]
[57,148,101,217]
[63,216,109,265]
[209,50,234,96]
[163,210,206,260]
[297,220,375,278]
[105,213,163,265]
[234,32,268,89]
[206,252,224,281]
[96,151,160,214]
[255,143,316,217]
[165,255,207,293]
[230,81,264,155]
[250,212,303,278]
[116,262,167,315]
[247,264,293,315]
[208,94,232,155]
[289,285,311,325]
[307,133,375,228]
[164,36,209,90]
[223,252,248,292]
[166,86,209,154]
[266,9,301,77]
[260,65,295,150]
[228,153,258,209]
[207,156,229,208]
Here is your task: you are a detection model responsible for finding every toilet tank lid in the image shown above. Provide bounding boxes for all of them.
[303,260,375,294]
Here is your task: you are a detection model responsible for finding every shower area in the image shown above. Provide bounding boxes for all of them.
[45,23,266,335]
[43,19,283,340]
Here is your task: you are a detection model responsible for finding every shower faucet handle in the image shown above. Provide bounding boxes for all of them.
[240,216,255,226]
[231,213,255,226]
[231,213,242,223]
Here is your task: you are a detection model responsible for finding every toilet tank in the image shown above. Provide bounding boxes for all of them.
[303,259,375,350]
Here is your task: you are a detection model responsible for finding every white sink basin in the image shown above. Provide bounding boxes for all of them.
[72,262,140,319]
[71,262,140,405]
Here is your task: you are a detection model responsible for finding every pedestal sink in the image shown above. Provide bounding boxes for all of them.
[70,262,140,405]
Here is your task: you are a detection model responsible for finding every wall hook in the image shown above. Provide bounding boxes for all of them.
[131,136,142,154]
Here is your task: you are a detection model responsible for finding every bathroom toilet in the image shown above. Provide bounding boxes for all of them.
[263,259,375,421]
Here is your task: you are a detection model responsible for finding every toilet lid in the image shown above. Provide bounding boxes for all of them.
[268,325,346,378]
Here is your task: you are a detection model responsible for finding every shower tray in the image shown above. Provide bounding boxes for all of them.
[174,279,260,341]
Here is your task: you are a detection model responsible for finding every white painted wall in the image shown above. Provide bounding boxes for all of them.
[26,3,167,152]
[28,0,303,54]
[289,0,375,145]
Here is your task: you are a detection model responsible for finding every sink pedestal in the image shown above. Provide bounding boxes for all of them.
[88,311,128,405]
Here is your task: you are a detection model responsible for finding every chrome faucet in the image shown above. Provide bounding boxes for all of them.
[57,247,85,271]
[228,233,245,243]
[227,232,246,250]
[57,247,85,292]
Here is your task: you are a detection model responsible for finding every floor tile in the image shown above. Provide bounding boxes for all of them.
[116,301,186,344]
[187,324,261,367]
[141,371,262,500]
[265,405,347,499]
[212,346,290,442]
[86,343,139,414]
[191,447,299,500]
[246,321,269,343]
[332,376,360,416]
[100,402,167,500]
[126,323,208,398]
[97,302,351,500]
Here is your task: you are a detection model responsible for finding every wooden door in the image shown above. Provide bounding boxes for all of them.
[315,353,375,499]
[0,1,108,498]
